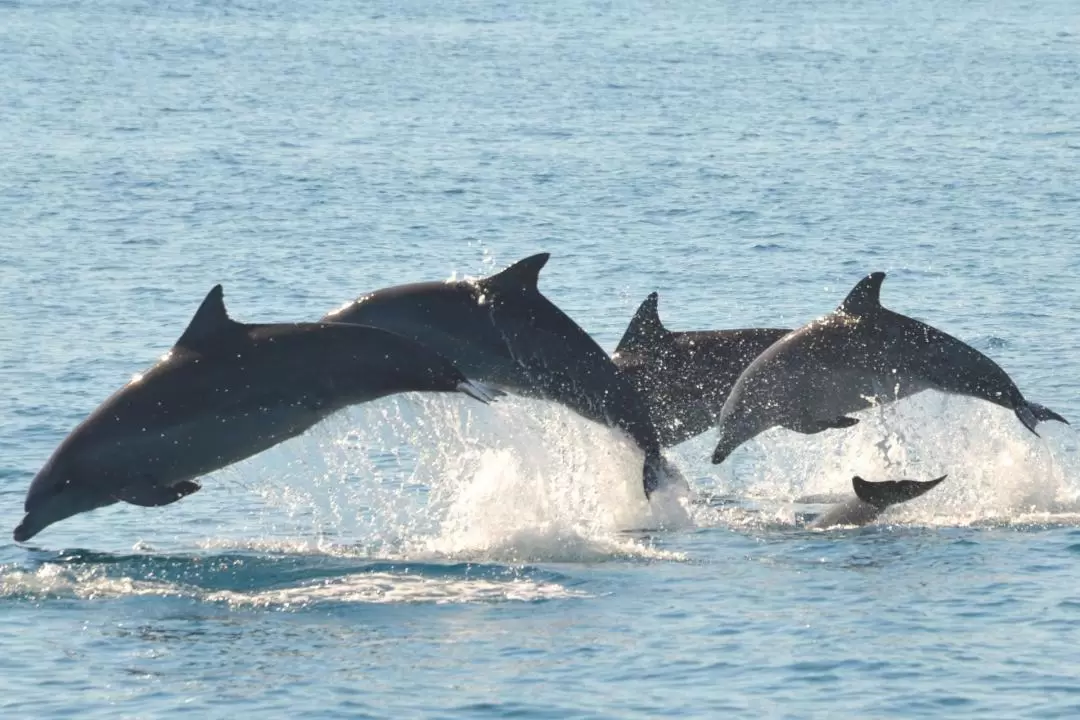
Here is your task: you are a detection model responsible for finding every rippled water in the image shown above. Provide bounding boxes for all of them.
[2,0,1079,716]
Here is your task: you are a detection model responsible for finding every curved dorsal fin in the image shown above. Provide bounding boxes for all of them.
[175,285,245,351]
[481,253,550,294]
[852,474,947,509]
[837,272,886,316]
[615,292,672,355]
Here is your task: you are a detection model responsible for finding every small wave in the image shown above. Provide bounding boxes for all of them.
[974,335,1010,350]
[0,561,587,608]
[210,573,588,607]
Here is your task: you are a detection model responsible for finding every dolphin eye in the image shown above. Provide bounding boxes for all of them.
[47,478,72,498]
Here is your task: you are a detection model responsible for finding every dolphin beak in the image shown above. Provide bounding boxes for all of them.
[12,515,36,543]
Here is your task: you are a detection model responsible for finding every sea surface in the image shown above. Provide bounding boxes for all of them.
[2,0,1080,717]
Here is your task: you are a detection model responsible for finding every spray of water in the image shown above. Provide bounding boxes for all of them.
[246,394,692,564]
[692,391,1079,530]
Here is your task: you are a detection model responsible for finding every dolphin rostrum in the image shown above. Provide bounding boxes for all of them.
[611,292,790,447]
[14,285,499,542]
[712,272,1068,464]
[322,253,678,498]
[809,474,947,529]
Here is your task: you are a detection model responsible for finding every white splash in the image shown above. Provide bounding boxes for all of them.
[244,394,691,564]
[694,390,1078,530]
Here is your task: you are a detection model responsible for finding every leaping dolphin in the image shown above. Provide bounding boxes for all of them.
[321,253,678,498]
[809,474,947,529]
[712,272,1068,465]
[14,286,498,542]
[611,292,790,447]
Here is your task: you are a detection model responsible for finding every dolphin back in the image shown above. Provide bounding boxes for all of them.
[851,474,947,510]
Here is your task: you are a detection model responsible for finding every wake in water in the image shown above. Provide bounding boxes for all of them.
[0,551,589,608]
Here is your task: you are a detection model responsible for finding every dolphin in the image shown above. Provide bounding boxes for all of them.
[321,253,677,498]
[808,474,947,529]
[14,285,499,542]
[611,292,790,447]
[712,272,1068,464]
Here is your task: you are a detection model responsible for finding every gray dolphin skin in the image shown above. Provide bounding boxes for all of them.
[14,286,499,542]
[712,272,1068,465]
[611,292,790,447]
[809,474,947,529]
[321,253,676,498]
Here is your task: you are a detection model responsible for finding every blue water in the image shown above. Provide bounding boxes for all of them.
[2,0,1080,716]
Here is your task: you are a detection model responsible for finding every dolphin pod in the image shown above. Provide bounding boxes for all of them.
[711,271,1068,465]
[14,286,500,542]
[14,258,1069,541]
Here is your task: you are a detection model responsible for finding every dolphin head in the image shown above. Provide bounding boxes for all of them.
[13,441,118,543]
[711,401,774,465]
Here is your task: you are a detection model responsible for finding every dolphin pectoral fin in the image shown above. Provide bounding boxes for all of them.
[456,381,505,404]
[114,480,202,507]
[817,416,860,431]
[852,474,947,510]
[786,416,860,434]
[1027,401,1069,426]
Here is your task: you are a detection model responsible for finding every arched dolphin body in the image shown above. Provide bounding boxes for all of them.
[809,474,947,529]
[15,286,498,542]
[713,272,1068,464]
[322,254,678,498]
[611,292,790,447]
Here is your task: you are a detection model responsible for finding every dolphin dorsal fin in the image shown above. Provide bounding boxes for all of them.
[482,253,550,294]
[852,474,947,509]
[615,292,672,355]
[837,272,887,316]
[175,285,244,352]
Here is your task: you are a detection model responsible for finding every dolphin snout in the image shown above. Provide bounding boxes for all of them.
[13,515,36,543]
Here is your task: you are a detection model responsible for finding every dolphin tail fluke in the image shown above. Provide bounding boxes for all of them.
[456,381,505,404]
[1026,401,1069,427]
[642,452,684,499]
[852,474,947,510]
[1014,403,1041,437]
[643,455,661,498]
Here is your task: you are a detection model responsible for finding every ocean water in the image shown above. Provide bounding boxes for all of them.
[2,0,1079,716]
